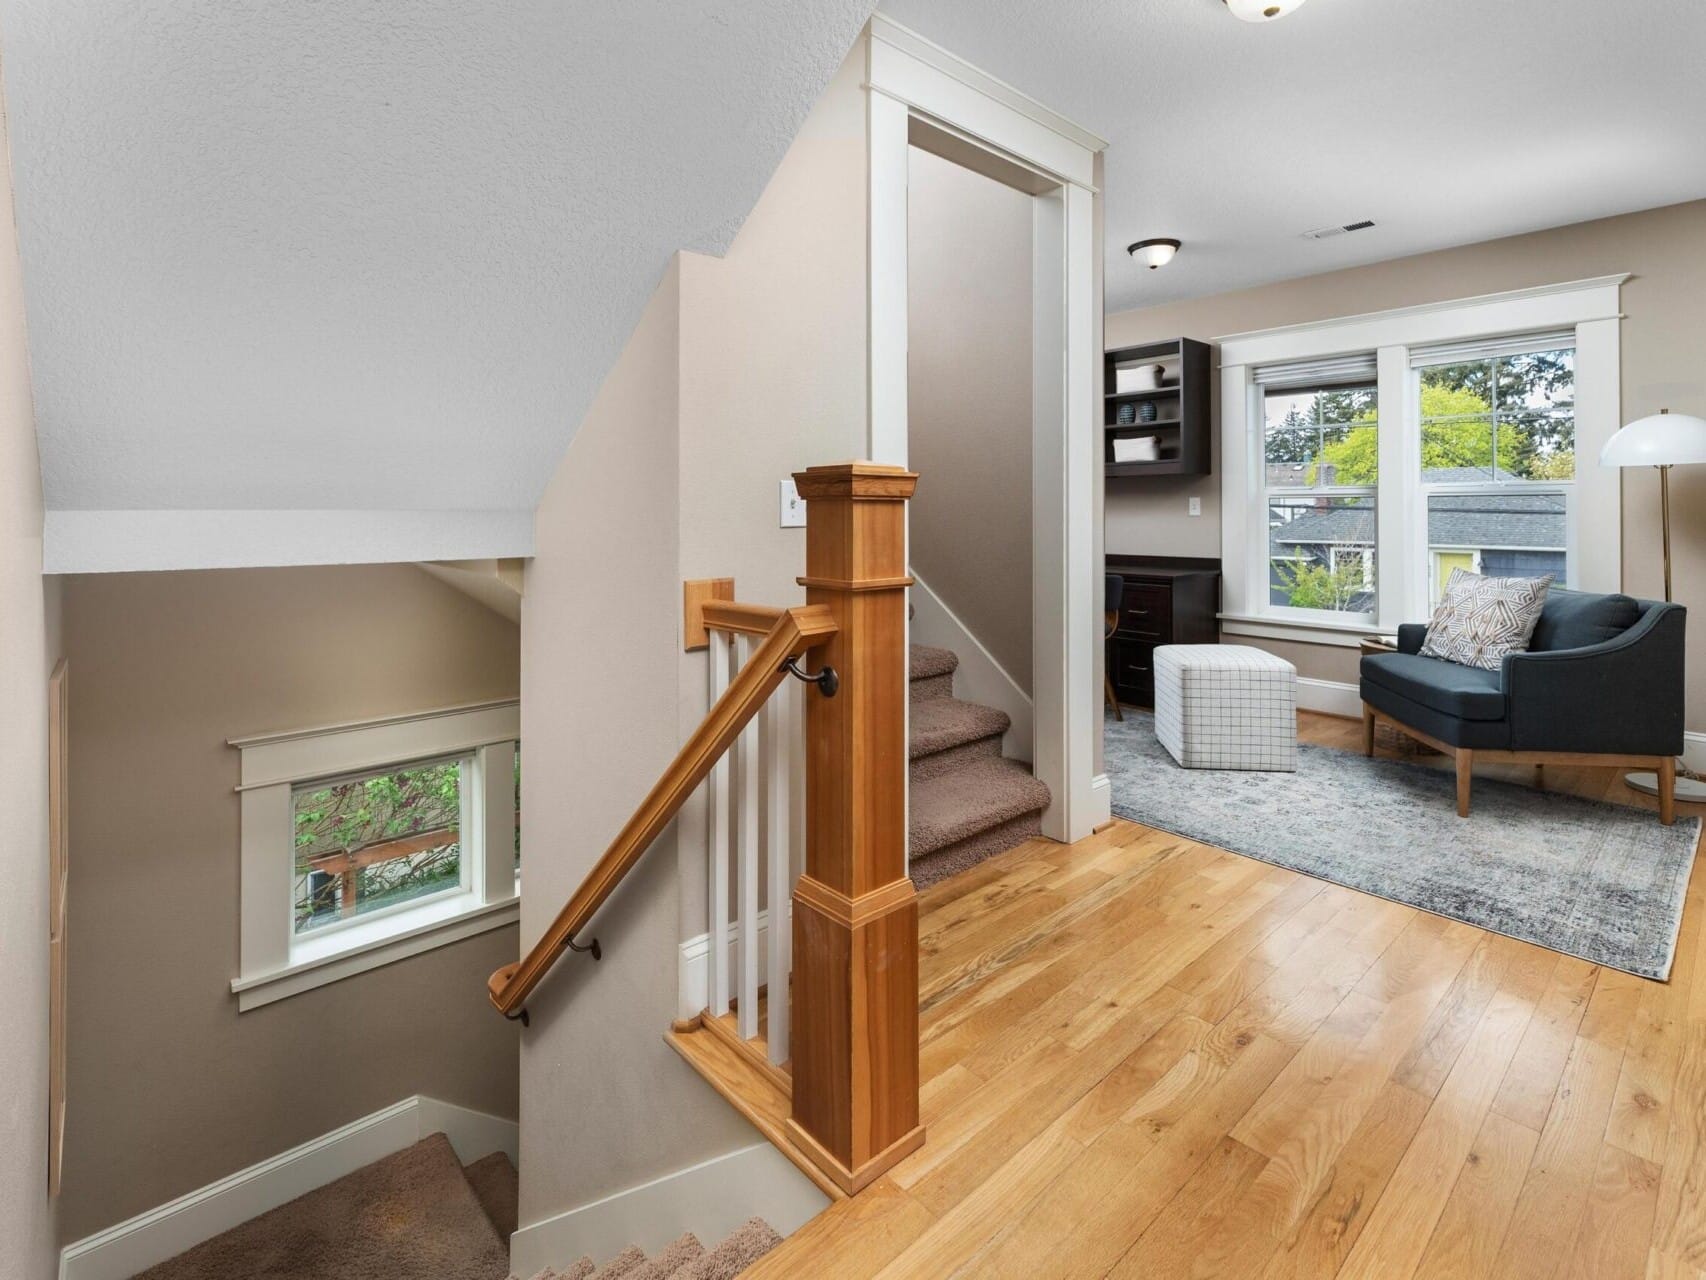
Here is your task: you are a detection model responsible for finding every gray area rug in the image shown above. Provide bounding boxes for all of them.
[1105,712,1701,980]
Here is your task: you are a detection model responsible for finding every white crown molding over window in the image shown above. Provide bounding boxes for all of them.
[1218,276,1625,646]
[230,700,520,1010]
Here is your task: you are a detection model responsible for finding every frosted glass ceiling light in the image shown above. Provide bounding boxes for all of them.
[1223,0,1311,21]
[1128,239,1181,270]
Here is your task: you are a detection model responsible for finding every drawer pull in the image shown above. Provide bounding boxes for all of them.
[1131,608,1150,616]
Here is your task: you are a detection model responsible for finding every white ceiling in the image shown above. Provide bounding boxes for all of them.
[1,0,873,521]
[10,0,1704,551]
[878,0,1706,314]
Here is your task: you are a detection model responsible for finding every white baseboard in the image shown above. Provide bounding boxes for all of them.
[677,910,777,1021]
[1684,732,1706,774]
[909,573,1033,757]
[508,1142,827,1278]
[1089,773,1112,829]
[59,1096,518,1280]
[1296,677,1363,719]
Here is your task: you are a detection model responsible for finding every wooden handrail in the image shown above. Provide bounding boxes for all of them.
[701,600,784,637]
[487,603,837,1018]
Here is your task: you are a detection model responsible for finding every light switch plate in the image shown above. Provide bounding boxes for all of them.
[779,479,806,528]
[1188,496,1202,517]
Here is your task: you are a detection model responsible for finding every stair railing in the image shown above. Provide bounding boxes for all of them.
[486,602,837,1022]
[495,462,925,1200]
[701,601,809,1067]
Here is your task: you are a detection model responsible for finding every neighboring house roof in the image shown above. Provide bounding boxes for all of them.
[1272,490,1566,551]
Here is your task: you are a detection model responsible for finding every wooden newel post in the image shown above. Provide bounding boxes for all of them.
[786,461,925,1194]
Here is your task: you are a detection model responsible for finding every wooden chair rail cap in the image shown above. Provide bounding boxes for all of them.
[791,462,918,502]
[486,603,836,1017]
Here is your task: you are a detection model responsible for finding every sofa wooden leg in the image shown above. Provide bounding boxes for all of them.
[1361,704,1376,757]
[1104,674,1123,723]
[1455,750,1472,818]
[1659,756,1677,826]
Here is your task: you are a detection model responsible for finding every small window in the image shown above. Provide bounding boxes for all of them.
[231,701,520,1010]
[292,756,469,935]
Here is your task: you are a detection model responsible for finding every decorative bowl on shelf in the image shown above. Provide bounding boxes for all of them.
[1116,402,1137,424]
[1138,400,1159,423]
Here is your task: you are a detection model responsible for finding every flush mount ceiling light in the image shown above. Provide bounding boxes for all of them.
[1223,0,1310,21]
[1128,238,1181,270]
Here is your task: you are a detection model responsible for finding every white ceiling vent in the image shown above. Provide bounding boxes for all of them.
[1302,220,1377,240]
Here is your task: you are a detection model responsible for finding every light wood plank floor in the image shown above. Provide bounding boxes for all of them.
[742,712,1706,1279]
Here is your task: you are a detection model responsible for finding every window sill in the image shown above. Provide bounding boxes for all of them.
[231,893,520,1012]
[1219,613,1384,649]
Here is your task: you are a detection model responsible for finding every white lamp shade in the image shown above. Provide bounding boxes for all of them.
[1600,411,1706,468]
[1131,241,1179,270]
[1224,0,1311,20]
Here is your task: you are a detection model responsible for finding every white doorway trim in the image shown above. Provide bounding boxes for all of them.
[863,17,1110,842]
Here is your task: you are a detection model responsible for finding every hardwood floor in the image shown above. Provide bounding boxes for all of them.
[740,712,1706,1279]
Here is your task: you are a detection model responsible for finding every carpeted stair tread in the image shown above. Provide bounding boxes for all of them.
[137,1133,508,1280]
[675,1218,783,1280]
[909,697,1009,759]
[910,756,1050,857]
[464,1150,519,1239]
[588,1245,648,1280]
[552,1261,595,1280]
[628,1233,706,1279]
[909,643,959,681]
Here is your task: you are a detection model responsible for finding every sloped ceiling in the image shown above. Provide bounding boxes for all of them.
[2,0,873,566]
[879,0,1706,314]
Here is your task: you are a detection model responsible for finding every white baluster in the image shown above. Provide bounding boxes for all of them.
[736,634,761,1040]
[766,683,792,1065]
[707,629,731,1018]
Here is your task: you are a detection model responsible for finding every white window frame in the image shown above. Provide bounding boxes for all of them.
[230,699,520,1010]
[1218,276,1624,647]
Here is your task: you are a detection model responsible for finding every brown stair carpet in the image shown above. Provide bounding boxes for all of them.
[464,1150,519,1239]
[908,644,1049,890]
[135,1133,509,1280]
[518,1218,779,1280]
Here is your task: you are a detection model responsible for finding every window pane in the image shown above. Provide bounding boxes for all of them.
[1419,348,1574,484]
[292,758,466,934]
[1268,494,1377,613]
[1264,382,1378,487]
[1426,491,1568,606]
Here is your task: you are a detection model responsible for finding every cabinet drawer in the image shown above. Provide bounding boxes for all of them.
[1112,639,1157,702]
[1119,584,1171,640]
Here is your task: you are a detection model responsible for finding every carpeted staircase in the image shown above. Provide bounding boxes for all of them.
[909,644,1050,890]
[134,1133,780,1280]
[516,1217,782,1280]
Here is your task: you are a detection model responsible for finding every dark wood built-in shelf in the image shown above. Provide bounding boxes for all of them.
[1104,338,1211,478]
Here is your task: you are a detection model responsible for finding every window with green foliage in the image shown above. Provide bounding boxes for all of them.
[1263,377,1379,617]
[292,757,468,933]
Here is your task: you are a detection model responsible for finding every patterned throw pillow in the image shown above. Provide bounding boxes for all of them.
[1420,569,1554,670]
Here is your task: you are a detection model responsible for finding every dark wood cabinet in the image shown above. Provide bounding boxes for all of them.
[1106,555,1221,708]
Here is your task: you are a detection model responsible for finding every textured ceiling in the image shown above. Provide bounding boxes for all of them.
[878,0,1706,314]
[1,0,874,514]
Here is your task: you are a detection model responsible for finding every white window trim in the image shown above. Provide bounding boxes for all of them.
[1219,275,1624,645]
[230,699,520,1011]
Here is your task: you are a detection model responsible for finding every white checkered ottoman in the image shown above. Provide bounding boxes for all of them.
[1153,645,1297,771]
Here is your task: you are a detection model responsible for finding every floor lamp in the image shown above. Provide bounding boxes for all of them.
[1599,408,1706,802]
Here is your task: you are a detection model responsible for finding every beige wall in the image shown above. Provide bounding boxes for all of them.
[520,254,759,1223]
[906,146,1034,692]
[58,565,522,1244]
[0,63,59,1280]
[674,48,870,932]
[1105,199,1706,721]
[518,47,871,1230]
